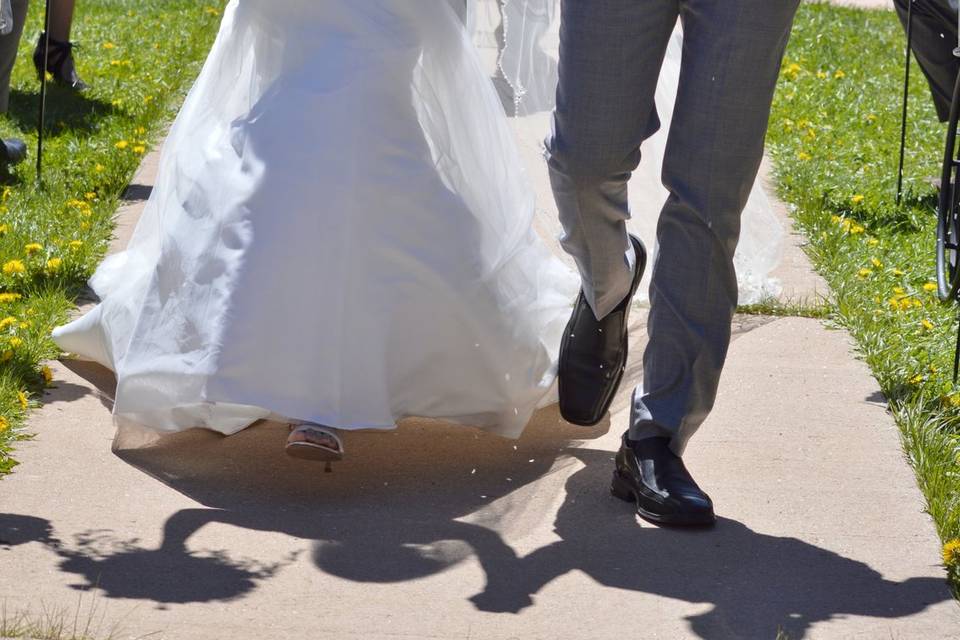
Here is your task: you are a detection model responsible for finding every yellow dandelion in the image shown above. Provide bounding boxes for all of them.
[205,7,221,16]
[866,113,877,123]
[909,373,924,385]
[41,365,53,384]
[851,194,865,205]
[9,337,22,348]
[0,349,13,362]
[2,260,25,275]
[133,145,146,155]
[94,163,105,173]
[797,151,812,161]
[17,390,27,410]
[857,268,873,278]
[114,140,129,150]
[0,416,8,433]
[785,62,802,80]
[893,269,905,276]
[68,240,83,250]
[0,224,8,235]
[850,224,865,235]
[84,192,97,201]
[0,316,16,330]
[816,70,828,79]
[944,539,960,567]
[835,69,846,79]
[871,258,883,269]
[924,282,938,292]
[23,243,42,256]
[0,293,21,303]
[868,238,879,246]
[46,257,62,272]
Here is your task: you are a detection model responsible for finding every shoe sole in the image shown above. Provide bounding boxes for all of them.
[610,470,716,527]
[559,236,647,427]
[285,441,343,463]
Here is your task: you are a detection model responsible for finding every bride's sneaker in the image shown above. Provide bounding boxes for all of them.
[286,424,344,462]
[558,235,646,426]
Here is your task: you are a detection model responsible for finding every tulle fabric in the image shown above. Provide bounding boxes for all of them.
[53,0,577,438]
[472,0,784,303]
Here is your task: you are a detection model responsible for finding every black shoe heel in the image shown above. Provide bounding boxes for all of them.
[610,471,635,503]
[33,32,88,91]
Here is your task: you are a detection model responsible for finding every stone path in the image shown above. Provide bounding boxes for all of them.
[3,2,959,639]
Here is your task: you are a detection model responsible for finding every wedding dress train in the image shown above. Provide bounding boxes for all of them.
[53,1,577,438]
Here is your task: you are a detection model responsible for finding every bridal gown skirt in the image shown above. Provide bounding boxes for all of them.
[52,0,578,438]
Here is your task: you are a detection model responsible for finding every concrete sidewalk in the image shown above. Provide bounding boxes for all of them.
[3,3,959,638]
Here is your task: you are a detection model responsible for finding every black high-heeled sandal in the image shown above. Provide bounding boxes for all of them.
[33,32,88,91]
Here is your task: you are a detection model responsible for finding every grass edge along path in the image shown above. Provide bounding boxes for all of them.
[768,2,960,596]
[0,1,224,475]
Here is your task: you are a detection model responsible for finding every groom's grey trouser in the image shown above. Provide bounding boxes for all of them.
[547,0,799,456]
[0,0,27,113]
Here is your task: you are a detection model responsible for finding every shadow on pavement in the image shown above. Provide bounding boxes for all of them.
[23,361,951,637]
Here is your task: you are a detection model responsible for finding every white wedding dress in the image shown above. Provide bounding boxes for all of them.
[53,0,781,440]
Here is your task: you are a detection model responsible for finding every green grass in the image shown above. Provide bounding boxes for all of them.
[1,595,127,640]
[0,1,223,474]
[738,297,831,319]
[768,2,960,593]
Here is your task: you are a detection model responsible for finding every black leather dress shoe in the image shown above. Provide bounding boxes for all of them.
[611,434,716,526]
[558,235,646,426]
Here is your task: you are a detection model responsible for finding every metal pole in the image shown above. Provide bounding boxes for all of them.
[897,0,914,205]
[36,0,52,184]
